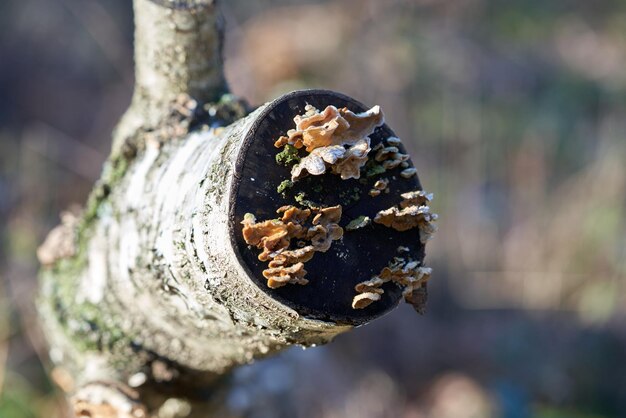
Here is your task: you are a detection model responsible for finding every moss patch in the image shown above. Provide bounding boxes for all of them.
[275,144,301,166]
[364,159,386,177]
[294,192,320,208]
[339,187,362,206]
[346,216,371,231]
[277,180,294,196]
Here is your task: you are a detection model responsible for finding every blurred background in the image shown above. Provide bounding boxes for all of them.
[1,0,626,416]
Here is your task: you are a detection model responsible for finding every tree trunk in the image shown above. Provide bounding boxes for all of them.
[37,1,435,417]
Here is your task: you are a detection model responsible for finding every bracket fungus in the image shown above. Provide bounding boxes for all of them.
[352,256,433,312]
[274,104,384,181]
[241,205,343,288]
[369,178,389,197]
[231,89,437,323]
[374,190,438,242]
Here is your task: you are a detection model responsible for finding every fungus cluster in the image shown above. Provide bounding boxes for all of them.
[274,105,385,181]
[241,205,343,288]
[352,256,432,311]
[372,136,411,171]
[241,101,438,312]
[368,178,389,197]
[374,190,438,243]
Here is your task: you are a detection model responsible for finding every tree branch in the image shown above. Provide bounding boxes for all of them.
[37,1,436,416]
[112,0,228,157]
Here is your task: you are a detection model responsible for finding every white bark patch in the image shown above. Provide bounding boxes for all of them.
[80,233,109,304]
[125,143,159,210]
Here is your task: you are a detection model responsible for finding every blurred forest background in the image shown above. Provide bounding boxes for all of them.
[2,0,626,417]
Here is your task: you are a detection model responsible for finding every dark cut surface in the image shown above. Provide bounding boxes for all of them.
[229,90,426,325]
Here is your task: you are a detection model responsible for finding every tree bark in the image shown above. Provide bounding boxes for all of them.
[38,99,351,417]
[37,1,434,417]
[112,0,228,159]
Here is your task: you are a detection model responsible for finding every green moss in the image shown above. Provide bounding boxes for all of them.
[275,145,301,166]
[277,180,294,196]
[40,152,137,355]
[346,215,371,231]
[339,187,362,205]
[43,250,132,353]
[69,302,131,352]
[295,192,320,208]
[80,153,132,234]
[364,159,386,177]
